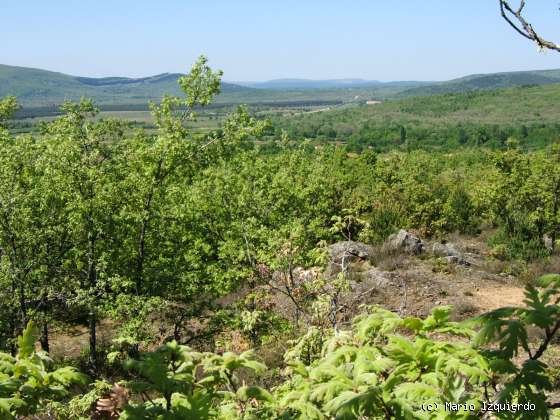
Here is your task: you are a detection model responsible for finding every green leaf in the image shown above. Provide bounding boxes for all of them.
[17,321,37,359]
[236,385,273,402]
[536,274,560,288]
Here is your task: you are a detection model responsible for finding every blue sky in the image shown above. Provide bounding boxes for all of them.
[2,1,559,81]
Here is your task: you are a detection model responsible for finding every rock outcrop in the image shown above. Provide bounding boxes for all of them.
[327,241,375,276]
[357,267,395,289]
[383,230,424,255]
[329,241,374,264]
[431,242,471,266]
[328,241,375,262]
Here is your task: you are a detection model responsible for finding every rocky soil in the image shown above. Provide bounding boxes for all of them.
[50,230,547,359]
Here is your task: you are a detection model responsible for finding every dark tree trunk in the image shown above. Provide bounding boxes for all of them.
[8,317,16,356]
[135,157,164,294]
[18,282,27,329]
[89,310,97,371]
[135,215,149,294]
[87,229,98,372]
[40,321,49,353]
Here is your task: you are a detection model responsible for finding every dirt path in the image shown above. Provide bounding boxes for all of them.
[473,285,525,312]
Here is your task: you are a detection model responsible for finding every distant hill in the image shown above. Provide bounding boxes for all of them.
[232,69,560,93]
[2,64,560,111]
[0,64,255,107]
[237,79,378,89]
[399,69,560,97]
[0,65,394,112]
[235,78,428,90]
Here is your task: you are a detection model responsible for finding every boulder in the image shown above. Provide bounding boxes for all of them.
[544,235,553,251]
[358,267,394,289]
[328,241,375,264]
[383,230,424,255]
[327,241,375,276]
[431,242,470,266]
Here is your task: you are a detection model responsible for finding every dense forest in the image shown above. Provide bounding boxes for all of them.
[1,57,560,419]
[273,85,560,152]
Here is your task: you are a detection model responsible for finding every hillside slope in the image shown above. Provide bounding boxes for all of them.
[235,69,560,95]
[0,64,256,107]
[400,69,560,97]
[1,64,398,110]
[280,83,560,126]
[3,64,560,109]
[273,83,560,151]
[236,78,429,90]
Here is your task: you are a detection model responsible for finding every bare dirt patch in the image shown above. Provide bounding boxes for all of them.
[472,285,525,312]
[49,319,116,359]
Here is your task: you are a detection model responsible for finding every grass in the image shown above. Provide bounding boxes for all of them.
[8,103,346,136]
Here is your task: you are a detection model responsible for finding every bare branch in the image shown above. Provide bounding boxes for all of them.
[499,1,560,52]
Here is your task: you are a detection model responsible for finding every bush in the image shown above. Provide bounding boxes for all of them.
[0,322,87,418]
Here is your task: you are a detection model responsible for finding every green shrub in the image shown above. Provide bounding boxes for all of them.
[0,322,87,418]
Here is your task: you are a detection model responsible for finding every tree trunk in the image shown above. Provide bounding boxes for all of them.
[18,282,27,330]
[40,321,49,353]
[164,392,172,411]
[89,310,97,371]
[8,317,16,356]
[135,216,149,294]
[135,157,164,294]
[87,229,98,372]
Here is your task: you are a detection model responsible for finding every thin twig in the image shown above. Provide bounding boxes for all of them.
[499,1,560,52]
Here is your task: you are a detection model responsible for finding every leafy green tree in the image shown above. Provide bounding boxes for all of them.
[489,145,560,259]
[40,100,126,371]
[0,96,18,129]
[105,59,268,350]
[0,124,70,352]
[122,55,224,295]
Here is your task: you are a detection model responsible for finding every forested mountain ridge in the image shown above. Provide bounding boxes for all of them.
[3,63,560,109]
[236,69,560,92]
[400,68,560,96]
[234,78,429,90]
[0,64,255,107]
